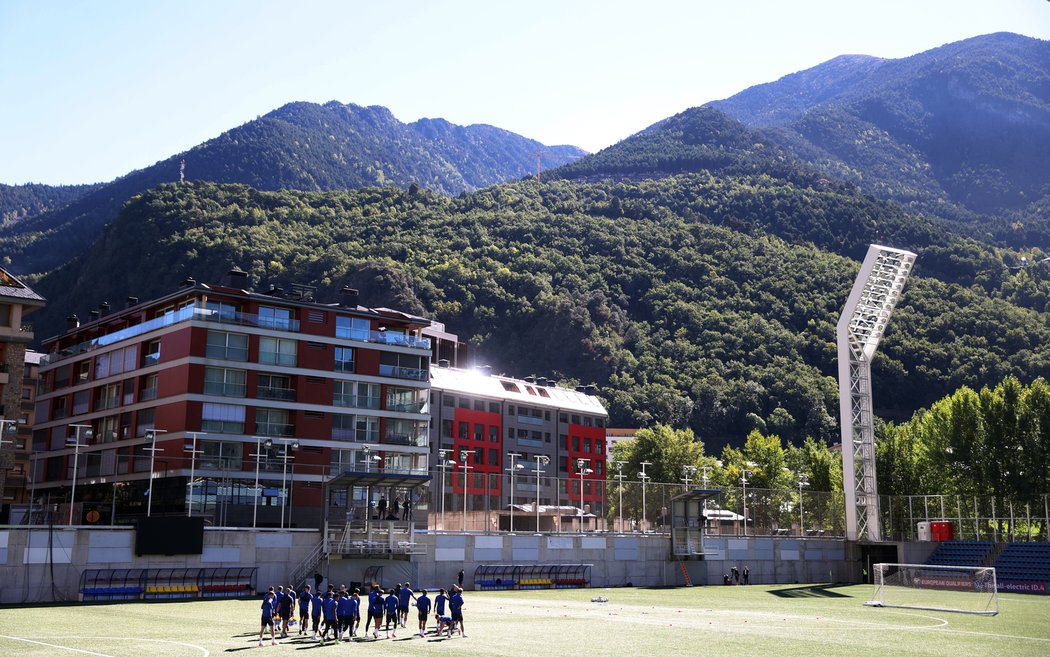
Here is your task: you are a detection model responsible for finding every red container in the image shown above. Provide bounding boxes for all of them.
[930,521,954,541]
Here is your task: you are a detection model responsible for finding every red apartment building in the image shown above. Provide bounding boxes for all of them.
[429,366,609,531]
[32,270,432,527]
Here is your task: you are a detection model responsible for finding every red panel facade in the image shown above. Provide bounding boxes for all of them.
[565,423,606,504]
[451,407,502,495]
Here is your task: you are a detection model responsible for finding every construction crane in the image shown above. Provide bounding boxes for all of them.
[527,152,582,181]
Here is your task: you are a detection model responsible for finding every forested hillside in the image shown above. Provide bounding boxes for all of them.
[709,33,1050,245]
[33,180,1050,448]
[0,101,584,275]
[0,182,102,229]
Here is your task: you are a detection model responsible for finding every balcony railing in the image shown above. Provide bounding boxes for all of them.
[378,364,428,381]
[256,423,295,438]
[341,329,431,351]
[334,394,381,409]
[257,386,295,401]
[386,401,427,413]
[259,352,297,367]
[383,432,428,447]
[41,306,302,366]
[139,387,158,402]
[203,381,246,397]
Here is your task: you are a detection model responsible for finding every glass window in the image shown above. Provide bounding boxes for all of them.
[258,305,293,330]
[72,390,90,415]
[489,402,500,414]
[256,408,292,437]
[458,421,469,440]
[334,346,355,372]
[473,400,486,411]
[206,330,248,360]
[137,407,156,437]
[76,361,90,383]
[335,316,370,340]
[386,386,423,413]
[144,340,161,366]
[379,352,427,381]
[205,300,238,319]
[200,440,242,469]
[259,336,296,366]
[441,419,454,438]
[204,367,246,396]
[257,373,293,400]
[489,425,499,442]
[201,403,245,434]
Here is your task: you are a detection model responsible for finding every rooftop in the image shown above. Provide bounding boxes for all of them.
[431,366,608,417]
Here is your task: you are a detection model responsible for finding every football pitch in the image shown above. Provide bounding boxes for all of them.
[1,584,1048,657]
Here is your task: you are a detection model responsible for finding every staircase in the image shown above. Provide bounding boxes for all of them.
[289,537,328,588]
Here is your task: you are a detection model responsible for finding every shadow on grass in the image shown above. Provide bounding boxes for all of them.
[767,584,852,599]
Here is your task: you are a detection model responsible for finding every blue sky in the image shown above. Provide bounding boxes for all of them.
[1,0,1048,185]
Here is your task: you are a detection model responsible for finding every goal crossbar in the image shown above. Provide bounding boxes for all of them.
[866,563,999,616]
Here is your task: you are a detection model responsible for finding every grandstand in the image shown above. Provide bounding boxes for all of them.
[994,542,1050,587]
[925,540,997,568]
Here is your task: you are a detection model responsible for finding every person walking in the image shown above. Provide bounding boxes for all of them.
[457,569,465,588]
[258,590,278,647]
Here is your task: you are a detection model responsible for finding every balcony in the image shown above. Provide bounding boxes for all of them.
[257,386,295,401]
[256,423,295,438]
[139,387,158,402]
[41,306,301,366]
[259,352,297,367]
[334,394,381,409]
[340,329,431,351]
[384,432,428,447]
[203,381,246,397]
[386,401,427,413]
[378,364,428,381]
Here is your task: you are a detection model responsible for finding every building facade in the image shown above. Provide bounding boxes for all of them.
[31,271,433,527]
[0,267,46,515]
[429,366,608,531]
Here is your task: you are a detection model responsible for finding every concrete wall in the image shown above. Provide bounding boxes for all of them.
[0,526,319,604]
[0,525,888,604]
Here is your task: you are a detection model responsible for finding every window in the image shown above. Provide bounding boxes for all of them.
[334,346,355,372]
[489,425,499,442]
[259,336,296,366]
[144,340,161,366]
[201,403,245,434]
[442,396,454,407]
[21,386,32,400]
[95,345,137,379]
[386,419,426,446]
[98,415,120,443]
[335,316,370,340]
[206,330,248,361]
[507,405,515,416]
[256,408,292,437]
[378,352,427,381]
[489,448,498,466]
[205,300,238,320]
[489,402,500,414]
[76,361,90,383]
[474,423,484,440]
[559,413,568,423]
[137,407,156,437]
[458,422,469,440]
[473,400,486,412]
[500,380,520,393]
[332,414,378,442]
[334,381,380,408]
[200,440,242,469]
[257,373,293,400]
[96,383,121,411]
[571,414,581,424]
[386,386,423,413]
[572,436,580,451]
[258,305,294,330]
[72,390,90,415]
[457,396,471,409]
[140,373,159,401]
[583,416,593,427]
[204,367,246,396]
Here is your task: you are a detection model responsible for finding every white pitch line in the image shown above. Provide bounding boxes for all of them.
[0,635,117,657]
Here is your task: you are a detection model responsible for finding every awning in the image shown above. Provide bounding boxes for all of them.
[327,469,431,490]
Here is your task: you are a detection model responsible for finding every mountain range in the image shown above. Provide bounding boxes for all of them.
[0,102,584,274]
[5,32,1049,447]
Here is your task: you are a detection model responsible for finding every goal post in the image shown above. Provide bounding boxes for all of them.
[867,563,999,616]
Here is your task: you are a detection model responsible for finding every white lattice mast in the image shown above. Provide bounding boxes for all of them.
[838,245,917,541]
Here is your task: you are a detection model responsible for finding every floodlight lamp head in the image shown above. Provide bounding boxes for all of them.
[290,440,300,450]
[3,423,16,436]
[583,468,594,475]
[539,456,550,465]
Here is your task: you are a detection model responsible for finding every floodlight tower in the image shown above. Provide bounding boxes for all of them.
[838,244,916,541]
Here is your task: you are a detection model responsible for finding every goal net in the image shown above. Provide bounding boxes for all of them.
[867,563,998,615]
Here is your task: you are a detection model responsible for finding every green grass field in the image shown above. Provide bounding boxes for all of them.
[1,585,1048,657]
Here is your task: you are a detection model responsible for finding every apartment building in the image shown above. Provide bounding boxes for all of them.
[31,270,432,527]
[0,267,46,516]
[429,365,608,531]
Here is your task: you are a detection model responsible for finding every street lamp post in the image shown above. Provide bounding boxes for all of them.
[797,474,809,535]
[67,424,93,525]
[252,436,268,529]
[743,465,751,533]
[576,458,593,533]
[184,432,205,517]
[682,465,697,490]
[460,450,474,532]
[272,438,299,529]
[506,452,523,532]
[533,455,549,532]
[437,449,453,531]
[639,461,652,533]
[614,460,626,533]
[145,429,168,517]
